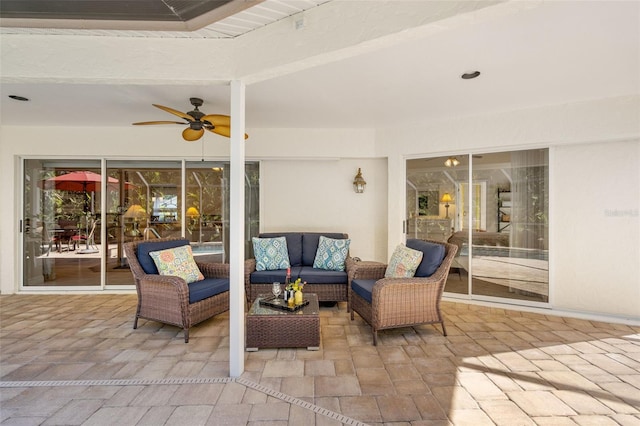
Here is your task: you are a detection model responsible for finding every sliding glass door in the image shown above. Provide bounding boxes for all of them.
[21,158,260,290]
[406,149,549,305]
[23,159,104,287]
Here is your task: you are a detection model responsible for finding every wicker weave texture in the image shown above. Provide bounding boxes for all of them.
[349,239,458,344]
[246,295,320,349]
[124,237,232,342]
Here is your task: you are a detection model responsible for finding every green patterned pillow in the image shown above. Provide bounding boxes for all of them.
[149,245,204,283]
[385,244,424,278]
[252,237,291,271]
[313,236,351,271]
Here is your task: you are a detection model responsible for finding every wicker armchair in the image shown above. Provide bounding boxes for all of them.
[349,239,458,345]
[124,237,231,343]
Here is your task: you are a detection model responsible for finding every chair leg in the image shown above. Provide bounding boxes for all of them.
[441,321,447,336]
[133,316,139,329]
[184,328,189,343]
[372,329,378,346]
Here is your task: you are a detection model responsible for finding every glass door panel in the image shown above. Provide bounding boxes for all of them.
[22,159,103,287]
[105,161,182,286]
[470,150,549,303]
[406,155,468,295]
[185,162,226,263]
[407,150,549,305]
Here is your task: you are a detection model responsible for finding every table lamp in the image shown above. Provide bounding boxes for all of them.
[441,193,453,219]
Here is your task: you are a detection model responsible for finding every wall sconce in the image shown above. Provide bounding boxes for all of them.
[353,168,366,193]
[440,193,453,218]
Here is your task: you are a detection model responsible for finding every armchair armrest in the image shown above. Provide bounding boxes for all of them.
[244,258,257,303]
[137,274,191,329]
[139,273,190,308]
[197,262,230,278]
[371,276,444,328]
[348,260,387,281]
[246,258,256,272]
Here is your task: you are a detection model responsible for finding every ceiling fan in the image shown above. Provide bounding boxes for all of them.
[132,97,248,141]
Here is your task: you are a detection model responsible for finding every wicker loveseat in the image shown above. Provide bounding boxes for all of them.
[246,232,355,306]
[124,237,231,343]
[349,238,458,345]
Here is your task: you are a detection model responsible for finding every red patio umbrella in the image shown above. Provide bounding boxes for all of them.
[40,170,121,193]
[40,171,134,253]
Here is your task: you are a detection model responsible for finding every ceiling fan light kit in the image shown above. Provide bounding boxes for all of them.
[444,157,460,167]
[133,97,247,141]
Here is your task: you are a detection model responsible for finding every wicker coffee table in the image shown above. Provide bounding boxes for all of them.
[246,293,320,351]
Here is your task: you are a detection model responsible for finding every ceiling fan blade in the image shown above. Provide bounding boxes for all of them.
[132,121,185,125]
[153,104,194,122]
[207,126,249,139]
[209,126,231,137]
[182,127,204,141]
[202,114,231,126]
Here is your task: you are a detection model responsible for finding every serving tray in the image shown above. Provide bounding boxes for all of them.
[259,295,310,312]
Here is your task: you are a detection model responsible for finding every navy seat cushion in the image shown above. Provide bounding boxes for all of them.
[188,277,229,304]
[351,279,376,304]
[137,239,191,274]
[259,232,303,266]
[406,239,446,277]
[301,233,347,266]
[251,266,303,284]
[298,266,347,284]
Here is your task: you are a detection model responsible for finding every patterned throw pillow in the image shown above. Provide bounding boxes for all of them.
[149,245,204,284]
[252,237,291,271]
[385,244,424,278]
[313,236,351,271]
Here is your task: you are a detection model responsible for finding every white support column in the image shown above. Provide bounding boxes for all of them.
[229,80,246,377]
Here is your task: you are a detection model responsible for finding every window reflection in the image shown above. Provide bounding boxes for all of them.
[22,159,260,289]
[407,149,549,304]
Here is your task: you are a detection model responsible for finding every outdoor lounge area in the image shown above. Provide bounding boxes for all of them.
[1,294,639,425]
[1,1,639,425]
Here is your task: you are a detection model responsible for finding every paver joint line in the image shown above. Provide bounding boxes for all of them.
[1,376,370,426]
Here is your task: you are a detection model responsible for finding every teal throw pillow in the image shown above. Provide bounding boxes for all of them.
[313,236,351,271]
[252,237,291,271]
[385,244,423,278]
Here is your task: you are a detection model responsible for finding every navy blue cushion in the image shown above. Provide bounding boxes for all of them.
[137,239,190,274]
[351,279,375,304]
[259,233,303,266]
[188,277,229,304]
[301,233,347,266]
[406,239,446,277]
[298,266,347,284]
[250,266,303,284]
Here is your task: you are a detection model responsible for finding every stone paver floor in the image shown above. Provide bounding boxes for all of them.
[1,294,639,425]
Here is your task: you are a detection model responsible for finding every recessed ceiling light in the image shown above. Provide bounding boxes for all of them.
[9,95,29,101]
[461,71,481,80]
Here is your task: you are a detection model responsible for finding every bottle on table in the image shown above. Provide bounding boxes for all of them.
[284,267,291,300]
